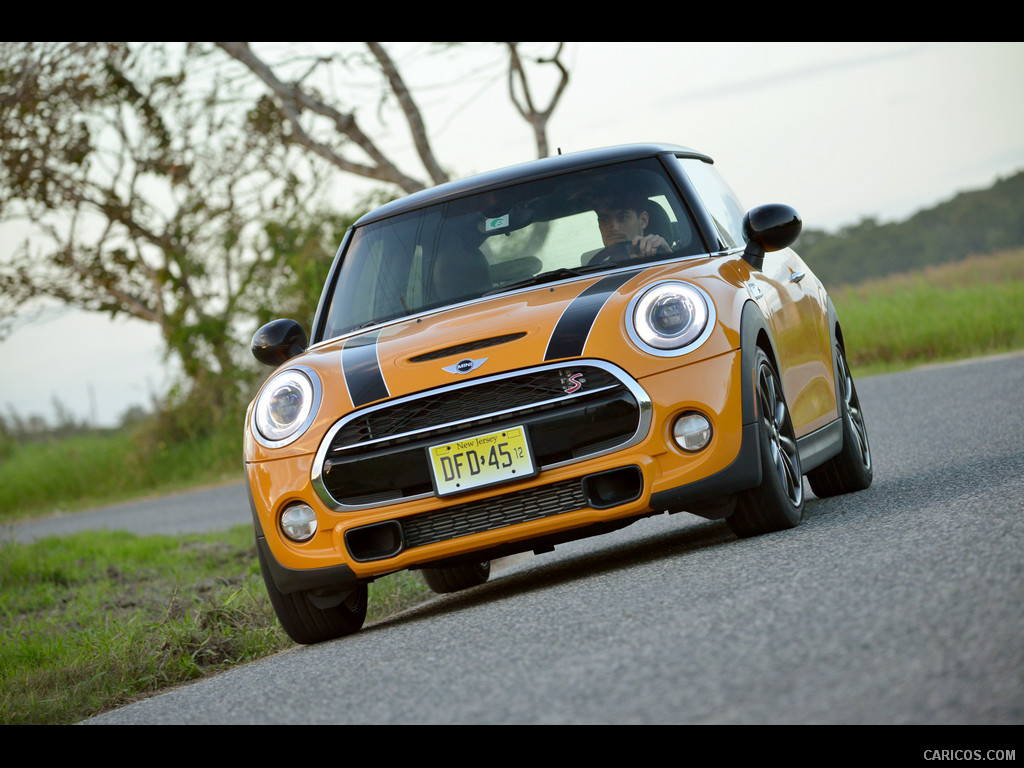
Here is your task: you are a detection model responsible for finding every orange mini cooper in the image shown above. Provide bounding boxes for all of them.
[246,143,872,643]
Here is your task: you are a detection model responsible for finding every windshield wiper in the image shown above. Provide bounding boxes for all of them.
[484,265,606,296]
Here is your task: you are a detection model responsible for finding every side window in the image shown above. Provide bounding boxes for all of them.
[677,157,747,250]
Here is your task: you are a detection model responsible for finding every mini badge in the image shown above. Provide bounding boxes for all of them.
[443,357,488,375]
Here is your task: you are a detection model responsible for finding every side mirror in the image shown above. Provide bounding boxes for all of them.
[741,204,802,271]
[251,319,308,367]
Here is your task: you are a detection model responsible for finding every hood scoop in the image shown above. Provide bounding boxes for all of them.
[409,332,528,363]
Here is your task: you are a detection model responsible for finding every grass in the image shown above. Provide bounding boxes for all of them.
[0,421,241,523]
[830,250,1024,375]
[0,526,282,724]
[0,525,433,724]
[1,250,1022,724]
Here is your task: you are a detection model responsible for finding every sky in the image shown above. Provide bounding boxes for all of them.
[2,41,1022,428]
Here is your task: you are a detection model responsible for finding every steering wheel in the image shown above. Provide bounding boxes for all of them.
[588,241,639,265]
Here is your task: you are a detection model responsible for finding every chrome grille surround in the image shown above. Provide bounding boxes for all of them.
[311,360,652,511]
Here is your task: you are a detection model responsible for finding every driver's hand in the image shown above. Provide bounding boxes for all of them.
[632,234,670,256]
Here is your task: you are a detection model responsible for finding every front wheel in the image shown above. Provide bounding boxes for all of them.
[258,546,367,644]
[807,344,873,497]
[421,561,491,594]
[728,349,804,538]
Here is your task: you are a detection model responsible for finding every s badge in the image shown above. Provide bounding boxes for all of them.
[563,372,585,394]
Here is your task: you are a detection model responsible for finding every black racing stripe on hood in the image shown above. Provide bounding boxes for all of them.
[544,270,641,361]
[342,330,390,407]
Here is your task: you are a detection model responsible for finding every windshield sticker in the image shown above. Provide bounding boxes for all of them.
[485,214,510,232]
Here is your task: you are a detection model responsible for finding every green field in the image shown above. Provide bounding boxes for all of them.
[830,250,1024,374]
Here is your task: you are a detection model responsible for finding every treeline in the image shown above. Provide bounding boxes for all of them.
[794,170,1024,286]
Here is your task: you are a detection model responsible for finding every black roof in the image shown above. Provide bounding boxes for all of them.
[354,143,712,225]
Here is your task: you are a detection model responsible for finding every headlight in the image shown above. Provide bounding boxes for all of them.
[253,367,321,446]
[627,282,714,355]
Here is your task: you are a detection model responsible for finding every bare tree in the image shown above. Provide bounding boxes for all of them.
[214,42,571,195]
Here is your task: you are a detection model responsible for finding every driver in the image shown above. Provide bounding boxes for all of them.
[584,192,672,264]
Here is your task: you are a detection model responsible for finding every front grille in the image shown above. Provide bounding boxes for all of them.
[401,478,588,549]
[313,361,649,510]
[331,365,623,447]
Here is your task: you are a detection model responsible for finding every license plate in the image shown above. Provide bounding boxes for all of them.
[428,426,536,497]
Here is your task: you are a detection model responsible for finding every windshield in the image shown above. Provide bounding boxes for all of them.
[321,158,706,340]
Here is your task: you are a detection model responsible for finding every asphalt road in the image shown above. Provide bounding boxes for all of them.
[3,481,250,544]
[64,353,1024,724]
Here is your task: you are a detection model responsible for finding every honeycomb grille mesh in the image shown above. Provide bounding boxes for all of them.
[401,478,588,549]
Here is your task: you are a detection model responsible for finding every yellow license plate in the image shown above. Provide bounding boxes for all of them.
[428,426,536,497]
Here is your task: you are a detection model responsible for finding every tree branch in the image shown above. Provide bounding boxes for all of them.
[215,42,429,193]
[366,42,449,187]
[504,42,570,158]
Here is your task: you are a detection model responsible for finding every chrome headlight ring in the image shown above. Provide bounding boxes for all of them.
[626,281,716,357]
[252,365,322,448]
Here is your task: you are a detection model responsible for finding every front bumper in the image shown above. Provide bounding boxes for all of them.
[248,350,759,592]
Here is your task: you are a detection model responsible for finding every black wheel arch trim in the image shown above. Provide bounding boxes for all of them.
[649,420,761,514]
[255,535,362,596]
[650,297,845,514]
[741,297,843,473]
[649,301,769,513]
[247,477,362,596]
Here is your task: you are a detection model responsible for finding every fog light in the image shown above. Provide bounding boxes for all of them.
[280,503,318,542]
[673,412,712,452]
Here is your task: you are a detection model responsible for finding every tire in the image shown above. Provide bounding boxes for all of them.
[421,561,491,594]
[807,344,873,497]
[728,348,804,538]
[258,546,367,644]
